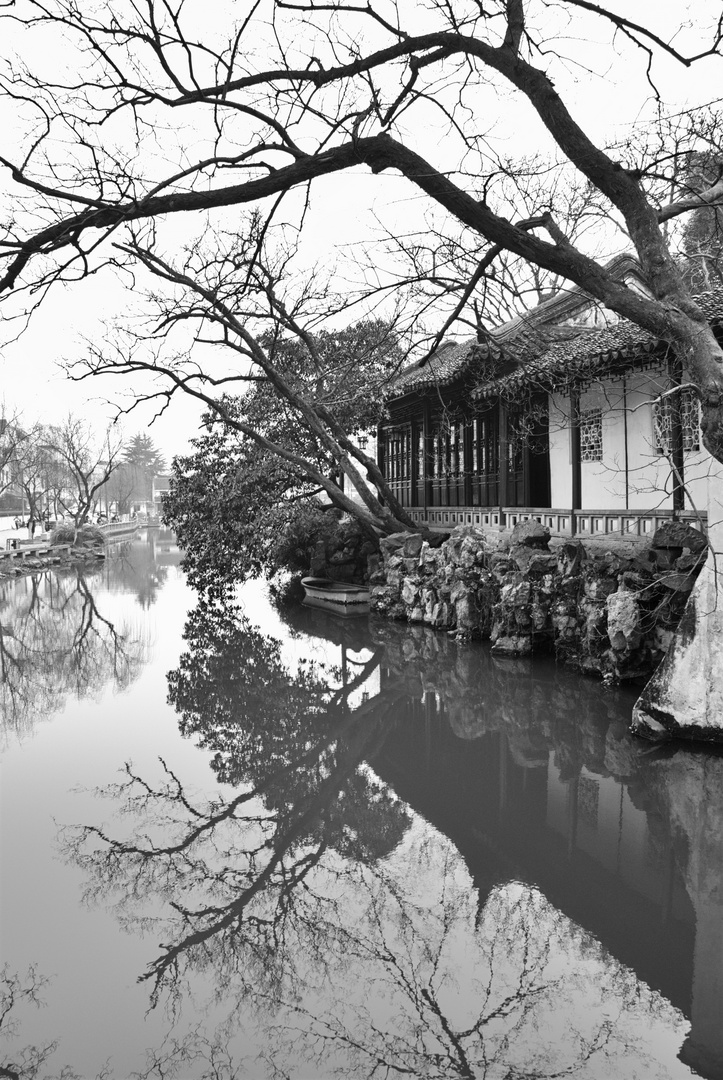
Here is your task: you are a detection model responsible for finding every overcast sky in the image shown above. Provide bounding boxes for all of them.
[0,0,719,463]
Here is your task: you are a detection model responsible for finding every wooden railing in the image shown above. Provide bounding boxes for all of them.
[407,505,707,540]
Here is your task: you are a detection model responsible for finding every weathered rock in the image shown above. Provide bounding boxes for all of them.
[403,532,425,557]
[632,516,723,742]
[649,547,679,570]
[676,551,706,573]
[379,533,407,555]
[426,530,451,548]
[659,572,695,593]
[491,634,534,655]
[401,578,419,607]
[583,573,617,601]
[557,541,587,576]
[367,554,384,583]
[455,593,477,632]
[458,536,479,569]
[510,520,551,548]
[500,577,531,607]
[651,521,708,553]
[606,591,642,652]
[385,557,404,588]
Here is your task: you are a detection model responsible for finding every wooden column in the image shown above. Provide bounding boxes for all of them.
[498,401,508,510]
[463,418,473,506]
[423,399,432,511]
[570,388,581,535]
[410,418,418,511]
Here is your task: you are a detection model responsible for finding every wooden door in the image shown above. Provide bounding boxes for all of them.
[471,409,500,506]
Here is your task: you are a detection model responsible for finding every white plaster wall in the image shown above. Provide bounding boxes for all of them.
[618,370,711,515]
[548,392,572,508]
[578,381,630,509]
[550,373,710,514]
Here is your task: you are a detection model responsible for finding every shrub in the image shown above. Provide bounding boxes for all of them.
[51,522,106,545]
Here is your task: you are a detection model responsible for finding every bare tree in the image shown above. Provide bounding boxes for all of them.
[0,406,25,512]
[45,415,123,525]
[99,461,136,517]
[0,3,722,448]
[11,425,60,527]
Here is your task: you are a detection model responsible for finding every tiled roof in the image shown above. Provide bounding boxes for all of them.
[477,286,723,400]
[386,282,723,404]
[387,336,481,396]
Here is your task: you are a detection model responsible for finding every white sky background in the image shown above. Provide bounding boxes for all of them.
[0,0,720,463]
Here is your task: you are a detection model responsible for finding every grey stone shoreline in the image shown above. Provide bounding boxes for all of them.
[367,520,707,687]
[0,541,106,579]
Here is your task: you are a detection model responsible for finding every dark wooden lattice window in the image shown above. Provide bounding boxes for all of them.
[653,388,700,454]
[579,409,603,462]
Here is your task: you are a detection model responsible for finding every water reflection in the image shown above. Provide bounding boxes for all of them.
[46,597,723,1077]
[0,566,151,740]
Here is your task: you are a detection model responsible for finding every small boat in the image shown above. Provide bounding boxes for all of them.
[301,577,370,611]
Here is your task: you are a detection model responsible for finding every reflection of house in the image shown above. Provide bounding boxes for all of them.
[146,527,184,566]
[378,257,720,541]
[364,673,703,1062]
[344,612,723,1078]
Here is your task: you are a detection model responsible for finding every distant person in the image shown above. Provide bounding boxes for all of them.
[28,516,36,539]
[13,516,21,530]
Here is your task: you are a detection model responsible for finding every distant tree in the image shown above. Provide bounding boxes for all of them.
[99,461,136,517]
[121,433,167,509]
[0,408,26,510]
[123,433,167,474]
[12,425,63,525]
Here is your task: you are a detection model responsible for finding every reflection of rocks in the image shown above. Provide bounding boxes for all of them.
[642,753,723,1077]
[370,616,635,778]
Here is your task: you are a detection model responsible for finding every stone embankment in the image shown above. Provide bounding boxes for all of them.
[0,541,106,580]
[369,520,707,684]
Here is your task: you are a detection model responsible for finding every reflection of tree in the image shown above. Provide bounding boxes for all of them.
[63,600,409,1006]
[0,569,150,741]
[112,540,169,609]
[0,965,57,1080]
[104,538,170,609]
[259,844,686,1079]
[54,596,708,1077]
[168,599,404,865]
[0,963,244,1080]
[61,822,688,1079]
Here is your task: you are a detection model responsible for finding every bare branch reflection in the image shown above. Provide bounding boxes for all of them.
[0,569,151,741]
[56,600,693,1079]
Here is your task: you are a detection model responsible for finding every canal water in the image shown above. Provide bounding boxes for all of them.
[1,532,722,1079]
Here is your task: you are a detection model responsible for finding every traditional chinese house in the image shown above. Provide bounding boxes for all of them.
[377,257,721,542]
